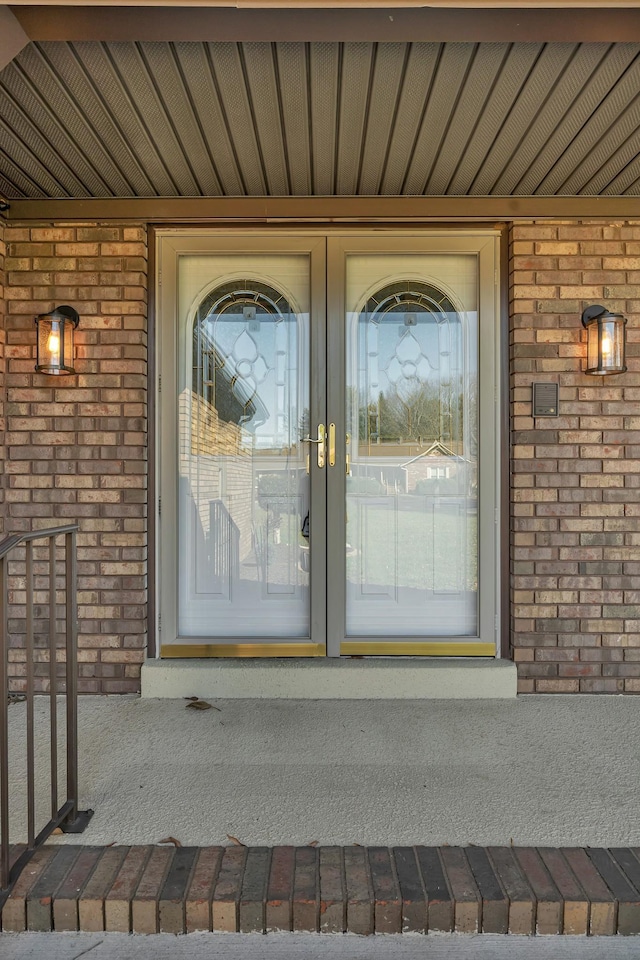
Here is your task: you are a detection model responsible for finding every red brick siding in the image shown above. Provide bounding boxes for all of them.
[511,220,640,693]
[0,215,6,539]
[4,222,147,693]
[3,218,639,694]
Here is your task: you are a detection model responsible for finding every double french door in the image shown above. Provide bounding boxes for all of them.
[157,231,500,657]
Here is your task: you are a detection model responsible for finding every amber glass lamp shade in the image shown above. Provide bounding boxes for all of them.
[35,306,79,375]
[582,305,626,375]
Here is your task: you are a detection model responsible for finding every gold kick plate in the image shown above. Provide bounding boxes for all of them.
[340,642,495,656]
[162,643,326,658]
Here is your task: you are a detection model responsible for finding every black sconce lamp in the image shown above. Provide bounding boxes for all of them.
[581,304,627,376]
[34,305,79,375]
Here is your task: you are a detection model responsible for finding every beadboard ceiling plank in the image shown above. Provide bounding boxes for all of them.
[2,40,640,200]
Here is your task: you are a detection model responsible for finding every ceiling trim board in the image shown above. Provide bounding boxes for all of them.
[10,7,640,44]
[0,6,29,71]
[7,195,640,220]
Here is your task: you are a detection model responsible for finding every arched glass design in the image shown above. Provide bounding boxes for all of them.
[346,273,478,637]
[179,274,310,639]
[192,281,293,433]
[354,281,469,454]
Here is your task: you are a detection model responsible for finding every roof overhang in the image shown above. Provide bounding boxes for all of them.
[3,18,640,210]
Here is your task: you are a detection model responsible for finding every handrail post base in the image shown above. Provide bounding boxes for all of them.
[60,808,95,834]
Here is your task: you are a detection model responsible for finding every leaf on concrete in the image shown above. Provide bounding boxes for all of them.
[227,835,246,846]
[184,696,199,701]
[158,836,182,847]
[307,840,319,847]
[186,699,220,711]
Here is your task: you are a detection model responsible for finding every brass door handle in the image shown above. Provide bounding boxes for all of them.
[302,424,325,468]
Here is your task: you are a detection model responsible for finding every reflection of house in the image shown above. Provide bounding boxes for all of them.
[191,326,268,455]
[188,321,273,566]
[183,388,254,580]
[401,441,464,492]
[350,439,471,495]
[186,331,264,578]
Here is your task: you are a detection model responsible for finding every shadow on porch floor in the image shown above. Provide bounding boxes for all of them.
[7,694,640,848]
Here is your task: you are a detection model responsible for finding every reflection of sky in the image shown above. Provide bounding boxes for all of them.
[206,312,303,449]
[200,309,477,448]
[356,312,477,399]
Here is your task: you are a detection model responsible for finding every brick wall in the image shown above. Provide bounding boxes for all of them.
[4,222,148,693]
[3,217,639,694]
[0,215,6,539]
[511,220,640,693]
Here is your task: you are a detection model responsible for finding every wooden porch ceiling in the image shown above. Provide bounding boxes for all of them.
[0,41,640,199]
[2,39,640,203]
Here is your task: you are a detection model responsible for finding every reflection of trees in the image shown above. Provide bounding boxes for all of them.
[298,407,310,442]
[376,383,442,443]
[466,375,478,460]
[353,375,478,452]
[256,472,296,539]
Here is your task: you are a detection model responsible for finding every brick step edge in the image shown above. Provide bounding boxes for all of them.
[3,844,640,936]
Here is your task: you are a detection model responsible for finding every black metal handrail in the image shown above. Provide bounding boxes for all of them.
[0,524,93,907]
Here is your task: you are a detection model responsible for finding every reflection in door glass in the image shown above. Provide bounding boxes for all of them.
[346,276,478,637]
[178,278,310,638]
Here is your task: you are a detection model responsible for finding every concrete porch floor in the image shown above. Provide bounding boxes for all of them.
[7,695,640,848]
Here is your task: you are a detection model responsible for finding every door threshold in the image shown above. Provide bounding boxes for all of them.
[141,657,517,699]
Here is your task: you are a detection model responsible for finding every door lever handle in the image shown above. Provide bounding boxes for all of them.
[302,424,325,468]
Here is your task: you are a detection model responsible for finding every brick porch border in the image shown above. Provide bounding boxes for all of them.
[3,845,640,936]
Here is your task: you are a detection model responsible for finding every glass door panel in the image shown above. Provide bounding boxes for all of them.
[179,257,309,637]
[346,256,478,636]
[159,236,327,653]
[159,232,497,658]
[327,237,498,655]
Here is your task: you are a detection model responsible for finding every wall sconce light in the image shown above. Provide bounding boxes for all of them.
[581,304,627,375]
[34,305,79,375]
